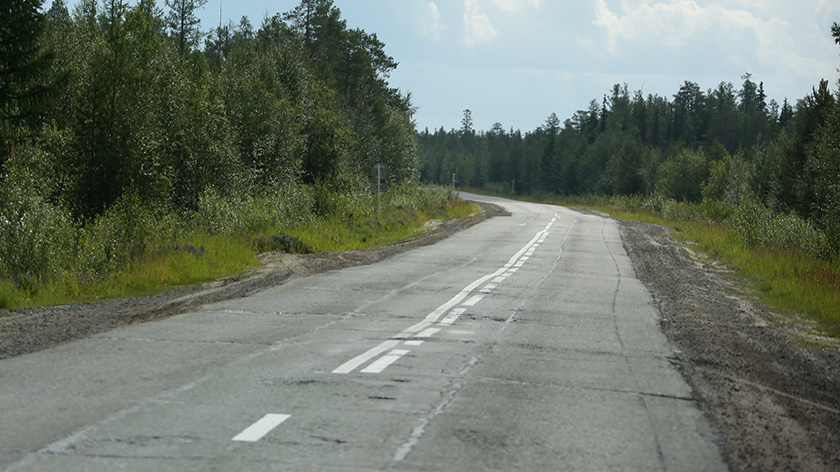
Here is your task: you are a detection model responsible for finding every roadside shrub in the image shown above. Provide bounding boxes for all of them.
[730,200,830,258]
[386,184,456,218]
[74,193,158,275]
[196,188,245,235]
[240,186,316,234]
[0,179,75,280]
[697,199,735,222]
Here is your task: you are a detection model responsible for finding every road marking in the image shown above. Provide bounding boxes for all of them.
[233,414,290,442]
[463,294,485,306]
[405,340,424,346]
[480,284,497,293]
[361,349,410,373]
[441,308,466,325]
[332,223,552,374]
[333,340,400,374]
[493,276,507,283]
[417,327,441,338]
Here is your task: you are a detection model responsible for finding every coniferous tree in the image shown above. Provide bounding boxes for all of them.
[165,0,207,55]
[0,0,57,164]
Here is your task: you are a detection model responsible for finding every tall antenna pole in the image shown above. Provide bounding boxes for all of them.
[219,0,222,29]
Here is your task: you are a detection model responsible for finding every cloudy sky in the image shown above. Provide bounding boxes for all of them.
[75,0,840,132]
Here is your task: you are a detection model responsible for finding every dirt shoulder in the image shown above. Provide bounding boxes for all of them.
[620,219,840,472]
[0,203,508,361]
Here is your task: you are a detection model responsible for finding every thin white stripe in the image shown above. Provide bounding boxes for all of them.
[233,414,290,442]
[361,349,410,373]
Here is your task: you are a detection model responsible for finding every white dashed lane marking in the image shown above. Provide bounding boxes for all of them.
[233,414,291,443]
[332,216,559,374]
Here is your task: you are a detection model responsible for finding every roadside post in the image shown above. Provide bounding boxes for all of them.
[371,163,388,220]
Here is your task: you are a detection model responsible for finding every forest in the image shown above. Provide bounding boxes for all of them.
[2,0,839,314]
[0,0,427,300]
[420,50,840,263]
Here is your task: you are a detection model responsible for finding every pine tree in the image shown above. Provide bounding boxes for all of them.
[165,0,207,55]
[0,0,56,164]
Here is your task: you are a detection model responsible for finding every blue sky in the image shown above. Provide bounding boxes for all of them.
[69,0,840,133]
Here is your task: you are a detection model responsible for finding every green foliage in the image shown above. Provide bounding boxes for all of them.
[0,184,465,309]
[0,0,60,162]
[0,171,74,279]
[730,200,830,260]
[655,148,709,202]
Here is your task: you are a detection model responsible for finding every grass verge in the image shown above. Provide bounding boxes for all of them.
[0,194,477,311]
[676,222,840,337]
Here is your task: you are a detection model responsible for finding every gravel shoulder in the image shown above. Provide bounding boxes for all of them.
[620,219,840,472]
[3,204,839,470]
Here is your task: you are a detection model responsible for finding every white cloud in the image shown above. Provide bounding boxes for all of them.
[420,1,448,42]
[590,0,830,82]
[492,0,542,12]
[464,0,498,46]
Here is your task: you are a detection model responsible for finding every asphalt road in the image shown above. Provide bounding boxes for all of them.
[0,194,726,471]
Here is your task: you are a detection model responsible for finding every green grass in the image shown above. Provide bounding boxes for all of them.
[677,222,840,336]
[0,235,260,309]
[0,196,477,311]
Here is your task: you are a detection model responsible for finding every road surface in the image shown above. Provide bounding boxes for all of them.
[0,194,726,471]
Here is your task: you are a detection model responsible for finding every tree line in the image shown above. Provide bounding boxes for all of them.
[0,0,419,220]
[420,43,840,257]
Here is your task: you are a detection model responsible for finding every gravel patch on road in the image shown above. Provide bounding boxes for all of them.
[620,219,840,472]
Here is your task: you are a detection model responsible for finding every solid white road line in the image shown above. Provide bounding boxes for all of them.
[232,414,291,443]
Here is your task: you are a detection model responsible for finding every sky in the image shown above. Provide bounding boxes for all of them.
[66,0,840,133]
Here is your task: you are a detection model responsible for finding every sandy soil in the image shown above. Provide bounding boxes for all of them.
[2,204,839,470]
